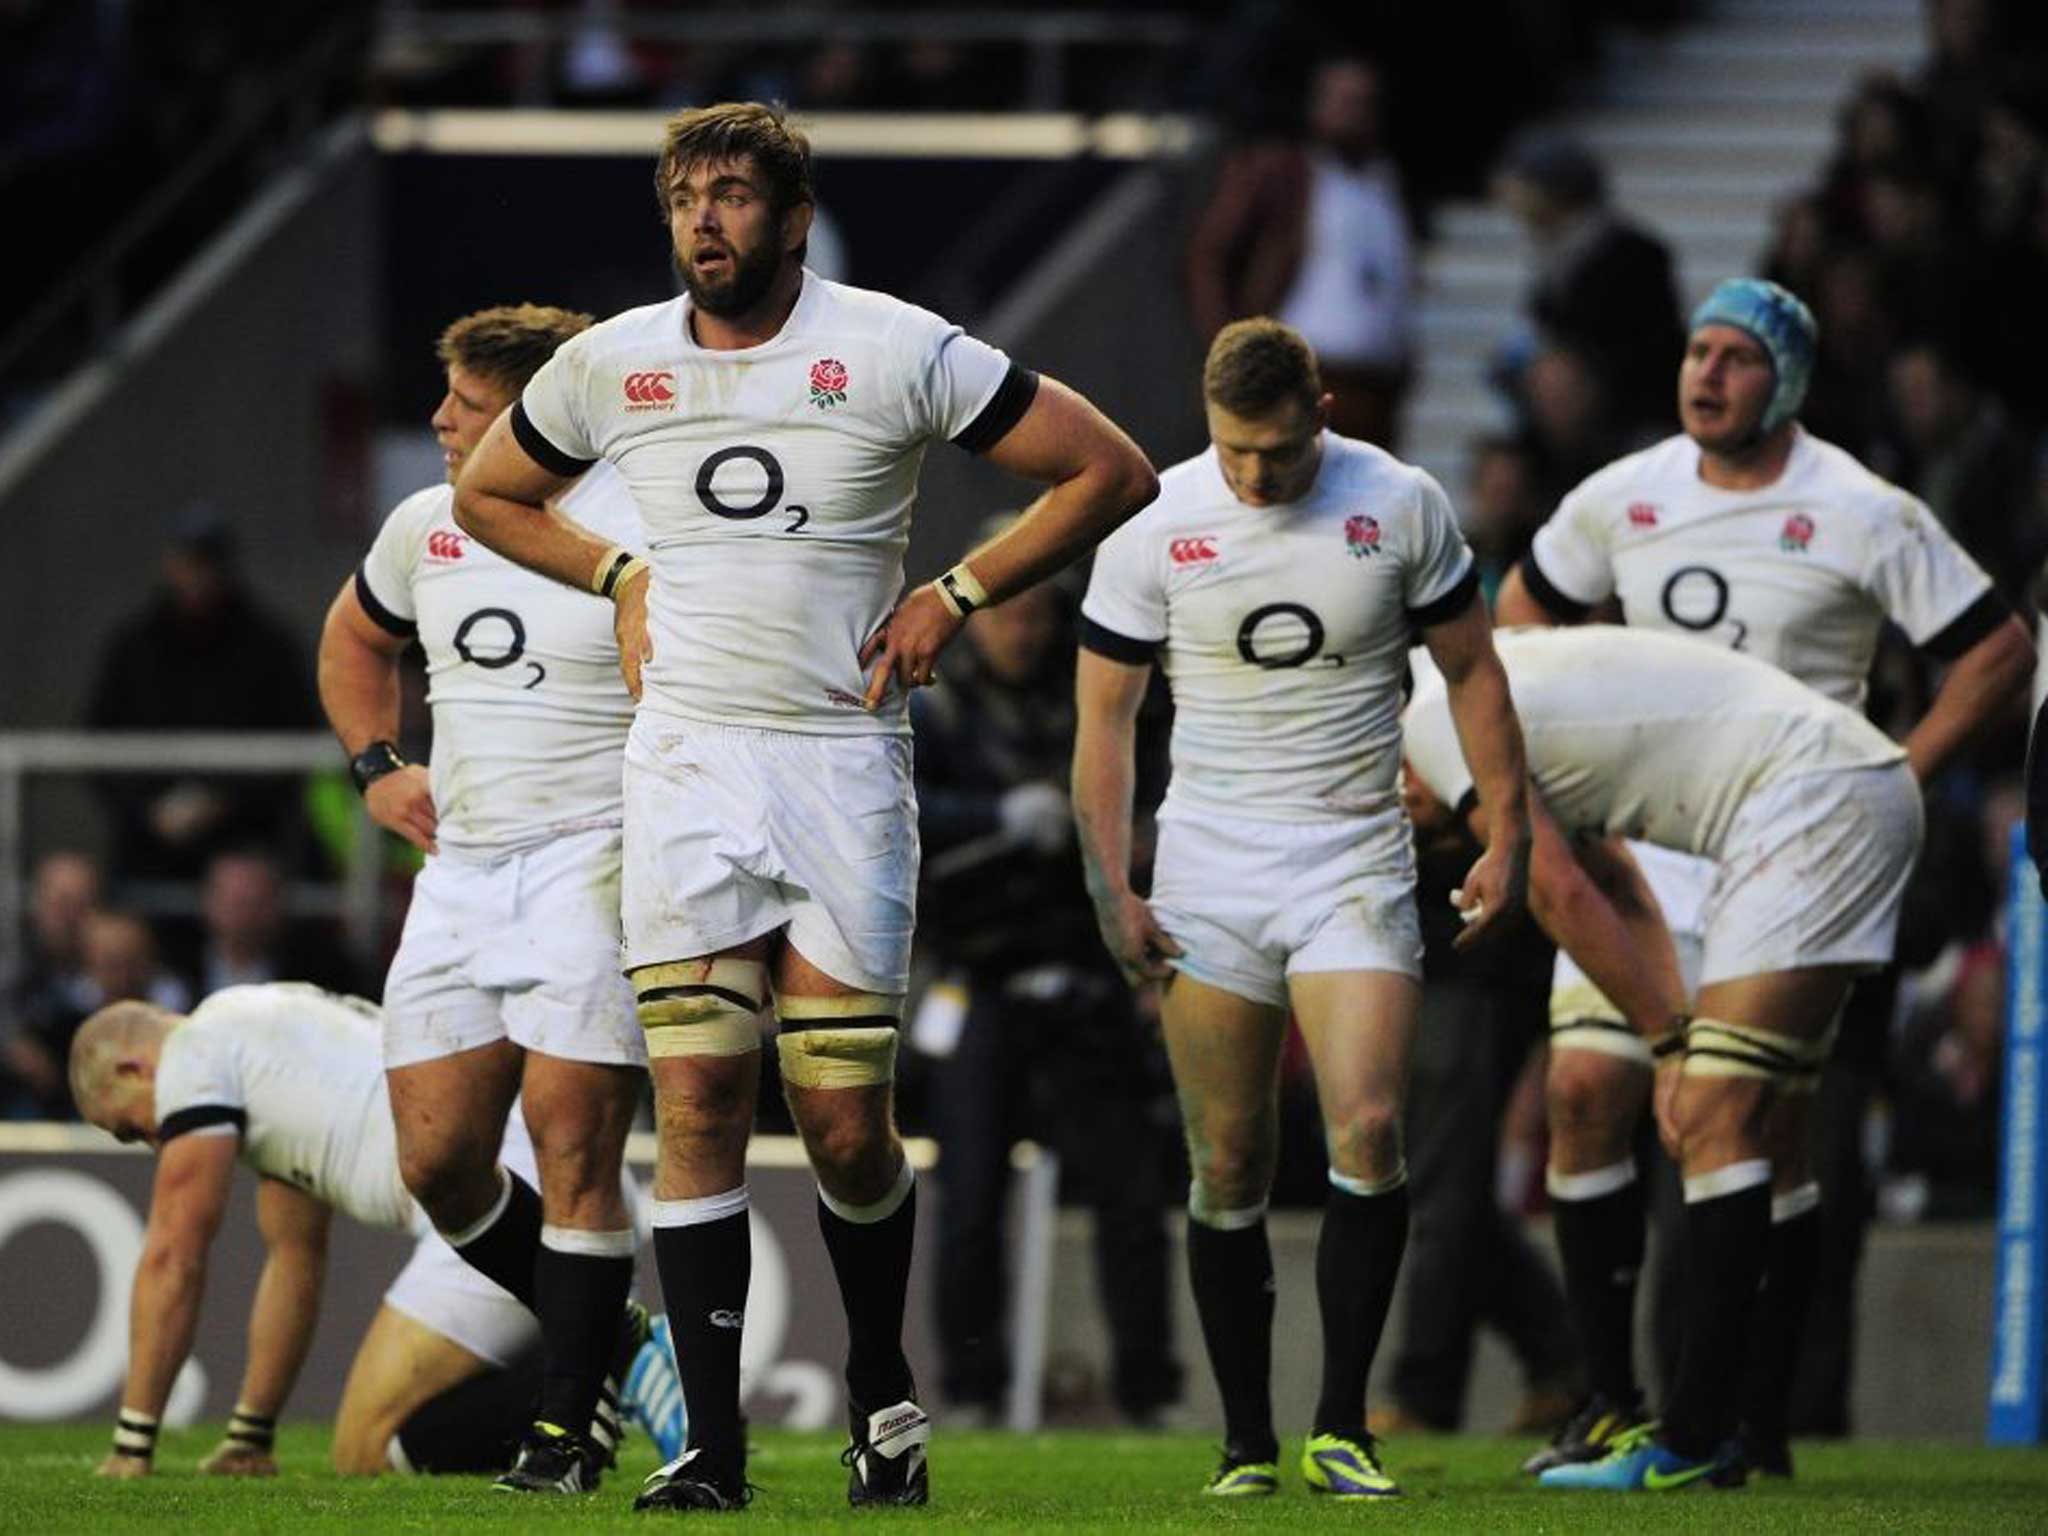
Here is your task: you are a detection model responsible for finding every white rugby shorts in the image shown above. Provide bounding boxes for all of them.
[1149,797,1422,1009]
[382,824,644,1070]
[621,713,918,994]
[1697,760,1922,987]
[1549,842,1711,1062]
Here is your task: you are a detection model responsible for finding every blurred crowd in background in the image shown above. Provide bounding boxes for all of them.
[3,0,2043,1428]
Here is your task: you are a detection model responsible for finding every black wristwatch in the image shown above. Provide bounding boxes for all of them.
[348,740,407,794]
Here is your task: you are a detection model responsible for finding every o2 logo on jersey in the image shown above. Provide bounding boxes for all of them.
[1237,602,1334,669]
[454,607,546,689]
[808,357,849,410]
[1344,515,1380,559]
[695,445,810,533]
[1660,565,1746,650]
[1780,513,1815,553]
[1170,537,1218,565]
[623,370,676,411]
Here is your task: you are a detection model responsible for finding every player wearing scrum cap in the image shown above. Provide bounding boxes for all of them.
[68,986,679,1482]
[1494,278,2032,1476]
[1403,625,1926,1491]
[318,305,655,1494]
[1074,318,1530,1500]
[450,103,1158,1512]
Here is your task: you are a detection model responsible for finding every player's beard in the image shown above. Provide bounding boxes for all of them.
[677,236,784,318]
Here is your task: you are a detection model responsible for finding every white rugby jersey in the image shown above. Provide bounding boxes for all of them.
[513,272,1031,736]
[1524,429,2001,705]
[1403,626,1904,859]
[153,984,414,1231]
[1082,433,1476,819]
[356,464,640,855]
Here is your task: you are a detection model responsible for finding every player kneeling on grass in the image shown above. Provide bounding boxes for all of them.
[1401,626,1923,1491]
[69,984,684,1479]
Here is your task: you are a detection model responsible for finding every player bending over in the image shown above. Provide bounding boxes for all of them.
[69,984,681,1479]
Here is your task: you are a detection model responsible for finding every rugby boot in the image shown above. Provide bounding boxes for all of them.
[1537,1423,1737,1491]
[1522,1391,1652,1475]
[843,1396,930,1506]
[1301,1431,1402,1499]
[633,1447,753,1512]
[623,1313,689,1463]
[492,1420,600,1493]
[1202,1450,1279,1497]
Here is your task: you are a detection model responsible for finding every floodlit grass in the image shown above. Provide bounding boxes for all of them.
[3,1422,2046,1532]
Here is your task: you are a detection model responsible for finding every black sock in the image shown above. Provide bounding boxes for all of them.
[448,1169,542,1311]
[816,1163,917,1410]
[1186,1213,1277,1464]
[653,1192,752,1472]
[1551,1170,1646,1406]
[395,1348,543,1474]
[1313,1179,1409,1438]
[1662,1176,1771,1460]
[533,1229,637,1439]
[1742,1197,1821,1445]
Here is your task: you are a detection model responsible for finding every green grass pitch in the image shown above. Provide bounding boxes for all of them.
[5,1423,2048,1532]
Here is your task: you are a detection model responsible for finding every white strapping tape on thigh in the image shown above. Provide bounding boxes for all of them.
[632,958,767,1059]
[1682,1016,1829,1091]
[777,1027,899,1089]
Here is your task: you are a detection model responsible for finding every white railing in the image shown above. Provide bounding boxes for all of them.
[0,732,383,987]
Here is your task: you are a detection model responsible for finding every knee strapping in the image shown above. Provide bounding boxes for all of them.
[632,959,766,1060]
[1681,1016,1830,1093]
[772,992,902,1089]
[1548,1014,1654,1068]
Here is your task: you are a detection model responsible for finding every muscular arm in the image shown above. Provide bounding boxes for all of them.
[1072,649,1179,984]
[316,578,437,853]
[451,414,599,590]
[862,379,1159,706]
[1421,591,1532,946]
[98,1132,238,1473]
[1493,561,1566,627]
[1905,615,2034,782]
[235,1178,331,1422]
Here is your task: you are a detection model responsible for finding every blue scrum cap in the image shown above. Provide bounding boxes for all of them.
[1688,277,1817,434]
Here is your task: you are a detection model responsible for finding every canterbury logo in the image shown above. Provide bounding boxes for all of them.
[1170,537,1219,565]
[425,528,466,561]
[624,370,676,409]
[708,1308,744,1330]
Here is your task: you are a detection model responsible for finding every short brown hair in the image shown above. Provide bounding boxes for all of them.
[436,304,594,394]
[1203,318,1322,417]
[653,101,814,219]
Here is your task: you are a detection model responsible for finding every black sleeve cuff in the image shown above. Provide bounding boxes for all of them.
[1920,588,2012,662]
[354,564,416,639]
[1518,553,1592,623]
[1407,565,1482,629]
[1079,615,1160,664]
[509,400,599,478]
[158,1105,246,1143]
[1454,786,1482,822]
[951,363,1040,454]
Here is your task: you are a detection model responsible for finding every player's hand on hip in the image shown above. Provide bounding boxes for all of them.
[859,583,962,709]
[199,1440,278,1477]
[613,565,653,701]
[1450,828,1529,951]
[95,1452,152,1479]
[366,764,438,855]
[1097,891,1182,986]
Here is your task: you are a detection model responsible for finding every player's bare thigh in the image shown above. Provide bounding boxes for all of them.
[1159,972,1290,1211]
[520,1052,640,1229]
[773,938,903,1206]
[332,1305,495,1475]
[386,1038,523,1225]
[1288,969,1420,1185]
[642,933,772,1200]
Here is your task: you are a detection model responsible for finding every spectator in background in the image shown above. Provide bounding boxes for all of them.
[1187,57,1416,447]
[190,846,368,1000]
[1492,131,1683,444]
[2,851,104,1116]
[1462,436,1552,605]
[6,907,186,1118]
[909,535,1182,1427]
[84,507,320,880]
[1883,338,2040,598]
